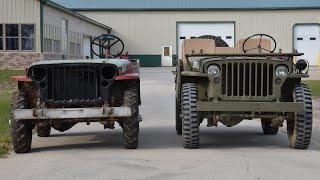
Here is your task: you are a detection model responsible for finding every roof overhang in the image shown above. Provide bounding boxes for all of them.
[39,0,111,31]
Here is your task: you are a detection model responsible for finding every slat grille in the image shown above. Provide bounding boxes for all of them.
[222,62,273,97]
[47,65,101,102]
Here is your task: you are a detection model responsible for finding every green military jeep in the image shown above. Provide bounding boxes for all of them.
[175,34,312,149]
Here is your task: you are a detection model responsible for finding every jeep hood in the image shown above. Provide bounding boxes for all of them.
[29,59,130,74]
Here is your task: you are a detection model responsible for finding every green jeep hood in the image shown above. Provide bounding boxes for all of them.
[29,59,130,74]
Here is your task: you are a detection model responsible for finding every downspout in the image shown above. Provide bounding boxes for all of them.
[39,0,48,53]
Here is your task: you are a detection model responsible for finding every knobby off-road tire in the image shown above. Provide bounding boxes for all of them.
[11,91,33,153]
[122,85,139,149]
[182,83,199,149]
[37,123,51,137]
[261,119,279,135]
[176,97,182,135]
[287,84,312,149]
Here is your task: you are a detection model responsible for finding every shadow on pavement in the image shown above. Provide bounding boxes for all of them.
[31,125,320,153]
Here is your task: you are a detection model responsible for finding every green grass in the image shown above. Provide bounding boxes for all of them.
[0,90,13,157]
[0,69,23,157]
[303,80,320,97]
[0,69,24,83]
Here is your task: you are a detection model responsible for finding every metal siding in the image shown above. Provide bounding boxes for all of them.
[81,10,320,55]
[43,5,108,37]
[0,0,41,52]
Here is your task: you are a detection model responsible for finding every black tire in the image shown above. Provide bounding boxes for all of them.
[176,97,182,135]
[122,84,139,149]
[182,83,199,149]
[11,91,33,154]
[261,119,279,135]
[37,123,51,137]
[197,35,229,47]
[287,84,313,149]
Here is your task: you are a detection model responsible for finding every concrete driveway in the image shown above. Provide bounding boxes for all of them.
[1,68,320,180]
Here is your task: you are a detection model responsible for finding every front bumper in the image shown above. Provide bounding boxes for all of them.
[14,107,131,120]
[197,101,303,112]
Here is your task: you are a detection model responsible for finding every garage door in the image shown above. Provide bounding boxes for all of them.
[177,22,235,59]
[294,24,320,66]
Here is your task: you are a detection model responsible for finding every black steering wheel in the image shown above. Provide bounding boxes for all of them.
[242,34,277,53]
[91,34,125,58]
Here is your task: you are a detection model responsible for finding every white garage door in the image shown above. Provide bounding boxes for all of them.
[177,22,235,59]
[294,24,320,66]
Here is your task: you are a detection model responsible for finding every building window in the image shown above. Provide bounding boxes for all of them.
[0,24,3,50]
[21,24,35,50]
[76,44,81,54]
[54,40,61,53]
[44,38,52,52]
[2,24,36,51]
[69,42,75,54]
[5,24,19,50]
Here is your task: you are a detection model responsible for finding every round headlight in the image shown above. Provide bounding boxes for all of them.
[275,65,289,78]
[207,65,220,77]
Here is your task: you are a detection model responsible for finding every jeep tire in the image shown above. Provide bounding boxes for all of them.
[182,83,199,149]
[261,119,279,135]
[176,97,182,135]
[122,84,139,149]
[287,84,312,149]
[11,91,33,153]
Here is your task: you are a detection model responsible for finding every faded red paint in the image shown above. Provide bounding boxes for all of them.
[11,76,32,82]
[115,73,139,80]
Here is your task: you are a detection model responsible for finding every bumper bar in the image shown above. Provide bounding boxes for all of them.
[197,102,303,112]
[14,107,131,120]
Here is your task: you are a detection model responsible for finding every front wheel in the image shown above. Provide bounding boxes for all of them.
[175,97,182,135]
[11,91,33,153]
[122,84,140,149]
[287,84,313,149]
[182,83,199,149]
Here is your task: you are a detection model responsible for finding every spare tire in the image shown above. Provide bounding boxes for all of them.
[197,35,229,47]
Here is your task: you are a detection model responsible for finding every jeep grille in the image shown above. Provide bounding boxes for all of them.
[221,62,274,97]
[29,64,118,105]
[47,65,101,102]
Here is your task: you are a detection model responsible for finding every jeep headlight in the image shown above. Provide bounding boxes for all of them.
[275,65,289,78]
[192,61,200,71]
[207,65,220,77]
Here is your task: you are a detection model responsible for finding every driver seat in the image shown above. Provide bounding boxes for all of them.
[237,38,271,53]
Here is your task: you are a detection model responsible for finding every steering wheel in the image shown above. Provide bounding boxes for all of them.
[242,34,277,53]
[91,34,125,58]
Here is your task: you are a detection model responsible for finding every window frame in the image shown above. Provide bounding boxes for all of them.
[21,24,36,51]
[5,24,20,51]
[0,24,3,51]
[2,23,36,52]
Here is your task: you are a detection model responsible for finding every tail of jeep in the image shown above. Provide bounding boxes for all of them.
[175,34,312,149]
[10,35,141,153]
